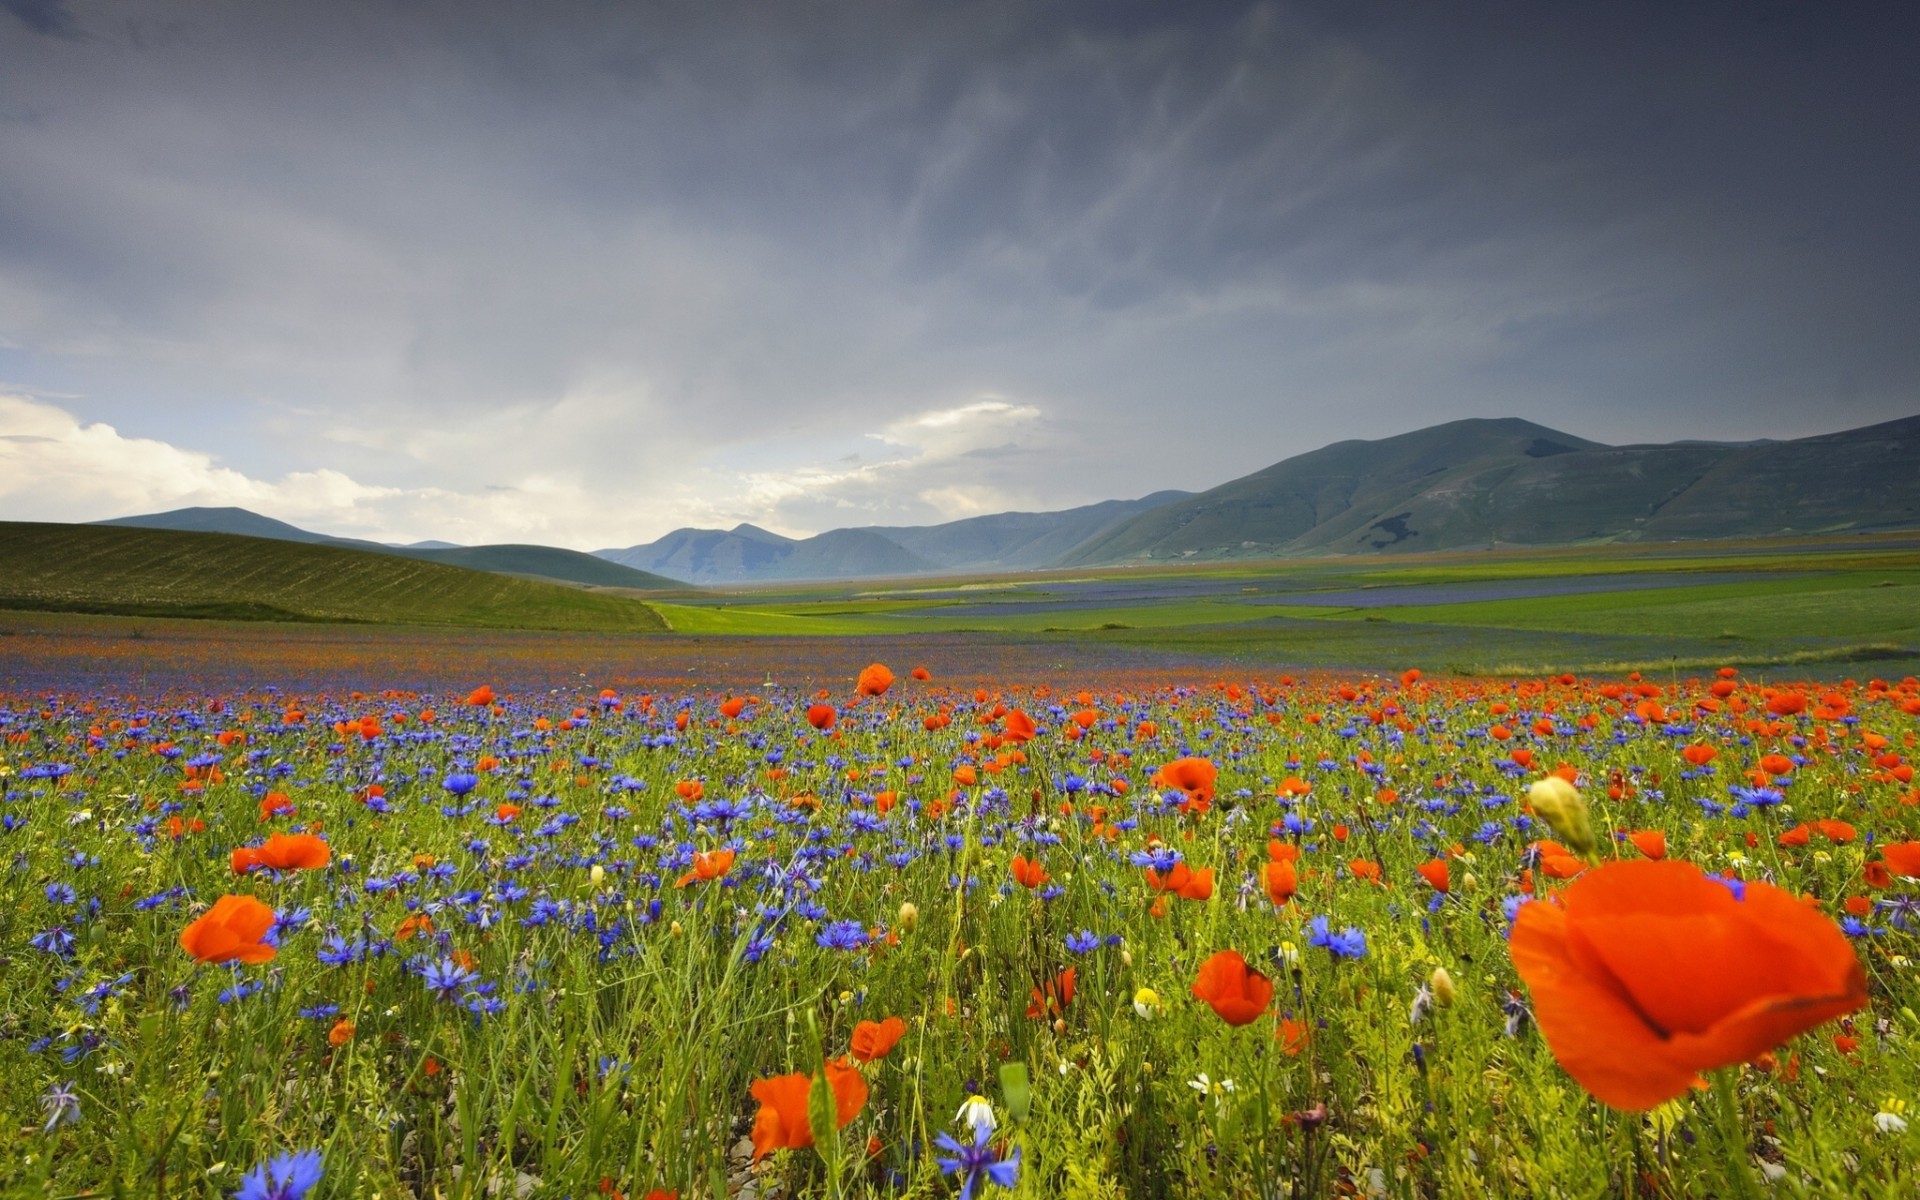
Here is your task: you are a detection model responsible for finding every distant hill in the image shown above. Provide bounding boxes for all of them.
[97,507,680,590]
[0,522,667,630]
[596,492,1191,584]
[1062,414,1920,563]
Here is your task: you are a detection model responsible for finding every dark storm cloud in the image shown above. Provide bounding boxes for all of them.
[0,0,1915,545]
[2,0,77,37]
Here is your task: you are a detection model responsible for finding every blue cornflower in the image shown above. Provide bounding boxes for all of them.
[935,1123,1020,1200]
[1064,930,1099,954]
[815,920,869,951]
[420,958,477,1000]
[1128,846,1183,872]
[442,773,480,796]
[1307,915,1367,960]
[233,1148,323,1200]
[40,1080,81,1133]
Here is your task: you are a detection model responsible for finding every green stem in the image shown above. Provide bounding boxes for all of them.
[1708,1068,1764,1200]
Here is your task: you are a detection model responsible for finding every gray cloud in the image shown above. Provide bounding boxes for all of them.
[1,0,1915,546]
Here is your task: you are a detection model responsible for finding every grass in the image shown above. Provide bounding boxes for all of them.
[645,539,1920,677]
[0,522,667,633]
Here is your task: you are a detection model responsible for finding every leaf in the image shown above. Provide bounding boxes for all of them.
[999,1061,1031,1125]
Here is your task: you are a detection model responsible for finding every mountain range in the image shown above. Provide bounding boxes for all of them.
[97,413,1919,586]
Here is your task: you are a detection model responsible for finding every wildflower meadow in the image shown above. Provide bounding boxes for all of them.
[5,662,1920,1198]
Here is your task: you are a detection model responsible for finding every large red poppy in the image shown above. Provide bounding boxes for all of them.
[1509,859,1866,1109]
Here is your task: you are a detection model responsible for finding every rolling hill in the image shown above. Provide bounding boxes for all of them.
[98,507,680,590]
[0,522,667,630]
[1061,415,1920,563]
[596,492,1191,584]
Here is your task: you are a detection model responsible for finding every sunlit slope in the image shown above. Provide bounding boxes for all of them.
[0,522,666,630]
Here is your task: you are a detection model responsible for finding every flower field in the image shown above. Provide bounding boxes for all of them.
[6,660,1920,1198]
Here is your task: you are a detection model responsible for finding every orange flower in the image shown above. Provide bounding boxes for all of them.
[1627,830,1667,860]
[675,848,737,887]
[1264,858,1298,906]
[231,832,331,874]
[1027,967,1076,1019]
[465,685,496,707]
[1277,1016,1310,1056]
[750,1057,867,1160]
[1145,862,1213,900]
[911,666,932,681]
[1190,949,1273,1027]
[1348,859,1382,884]
[1880,841,1920,879]
[850,1016,907,1063]
[1002,709,1036,743]
[179,894,278,964]
[1155,757,1217,810]
[856,663,894,697]
[1010,855,1050,890]
[1415,859,1450,894]
[328,1019,356,1047]
[806,704,837,730]
[1509,859,1867,1109]
[494,803,521,822]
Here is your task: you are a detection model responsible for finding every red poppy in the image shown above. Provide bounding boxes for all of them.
[231,832,331,874]
[1010,855,1050,890]
[1155,757,1217,809]
[1027,967,1076,1019]
[806,704,837,730]
[179,894,278,964]
[1415,859,1450,894]
[749,1058,868,1160]
[911,666,932,681]
[1880,841,1920,879]
[850,1016,907,1063]
[1191,950,1274,1027]
[856,663,894,697]
[1627,830,1667,860]
[1277,1016,1310,1056]
[1146,862,1214,900]
[1002,709,1036,743]
[1509,859,1867,1109]
[465,685,495,707]
[1265,859,1298,906]
[675,848,736,887]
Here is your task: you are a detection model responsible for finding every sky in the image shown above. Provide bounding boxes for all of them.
[2,1,1916,550]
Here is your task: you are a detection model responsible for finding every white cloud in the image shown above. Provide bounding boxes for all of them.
[0,391,1063,548]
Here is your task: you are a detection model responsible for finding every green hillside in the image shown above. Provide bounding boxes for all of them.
[1063,415,1920,563]
[0,522,667,631]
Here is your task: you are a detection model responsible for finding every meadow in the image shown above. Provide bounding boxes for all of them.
[4,534,1920,1199]
[4,644,1919,1198]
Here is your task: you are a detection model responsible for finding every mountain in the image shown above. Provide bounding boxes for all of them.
[94,507,680,590]
[1062,415,1920,563]
[856,492,1193,571]
[596,492,1193,584]
[0,522,665,631]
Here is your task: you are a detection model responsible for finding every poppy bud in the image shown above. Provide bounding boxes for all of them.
[1430,966,1455,1008]
[669,921,684,937]
[1121,949,1134,967]
[590,864,606,886]
[1528,776,1596,857]
[1462,872,1479,892]
[897,902,919,932]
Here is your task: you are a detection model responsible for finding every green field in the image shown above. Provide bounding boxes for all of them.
[646,534,1920,677]
[0,522,668,632]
